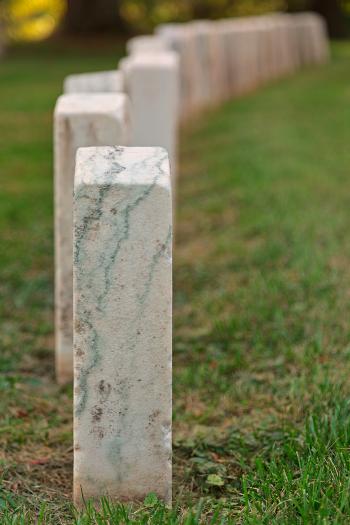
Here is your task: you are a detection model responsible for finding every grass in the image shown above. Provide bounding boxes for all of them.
[0,39,350,523]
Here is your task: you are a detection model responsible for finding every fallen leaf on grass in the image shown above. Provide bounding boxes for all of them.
[28,458,49,466]
[206,474,225,487]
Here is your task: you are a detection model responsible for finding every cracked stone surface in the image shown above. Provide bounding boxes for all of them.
[73,146,172,505]
[54,94,130,384]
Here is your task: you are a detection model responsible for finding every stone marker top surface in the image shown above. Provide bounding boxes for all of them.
[63,70,124,93]
[55,93,129,117]
[155,22,193,36]
[126,35,169,54]
[122,50,179,69]
[75,146,172,191]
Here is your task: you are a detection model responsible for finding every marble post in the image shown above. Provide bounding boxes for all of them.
[252,17,275,85]
[230,18,259,96]
[266,16,285,80]
[121,52,179,176]
[308,13,330,64]
[293,13,329,68]
[155,25,200,119]
[269,16,286,77]
[73,145,172,505]
[214,21,235,101]
[54,94,130,384]
[187,21,213,109]
[273,14,298,76]
[63,70,124,94]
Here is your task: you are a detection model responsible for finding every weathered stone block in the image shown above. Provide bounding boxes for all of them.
[73,145,172,505]
[155,25,201,118]
[54,94,130,384]
[121,52,179,175]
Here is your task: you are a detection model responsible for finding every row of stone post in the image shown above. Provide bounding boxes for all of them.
[155,12,329,119]
[53,10,330,506]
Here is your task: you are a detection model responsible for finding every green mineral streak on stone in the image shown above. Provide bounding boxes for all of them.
[107,435,129,483]
[138,225,172,306]
[97,150,169,312]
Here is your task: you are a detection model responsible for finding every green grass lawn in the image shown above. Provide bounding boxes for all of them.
[1,40,350,523]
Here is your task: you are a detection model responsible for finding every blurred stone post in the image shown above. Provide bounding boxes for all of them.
[121,52,179,176]
[54,93,130,384]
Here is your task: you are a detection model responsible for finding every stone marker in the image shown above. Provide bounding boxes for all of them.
[54,94,130,384]
[73,145,172,505]
[308,13,329,64]
[273,14,298,77]
[253,17,276,85]
[188,21,214,108]
[217,19,257,99]
[63,70,124,94]
[206,23,230,105]
[121,52,179,176]
[294,13,329,67]
[156,24,200,118]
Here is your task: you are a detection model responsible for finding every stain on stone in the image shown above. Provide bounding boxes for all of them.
[118,408,128,417]
[76,347,85,358]
[97,180,161,312]
[137,225,172,306]
[107,435,123,475]
[89,425,105,440]
[91,405,103,423]
[98,379,112,402]
[148,409,161,426]
[74,319,84,334]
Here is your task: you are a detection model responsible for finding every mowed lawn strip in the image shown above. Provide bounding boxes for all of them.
[0,41,350,523]
[175,42,350,523]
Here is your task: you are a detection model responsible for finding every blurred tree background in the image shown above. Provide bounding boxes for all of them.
[0,0,349,44]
